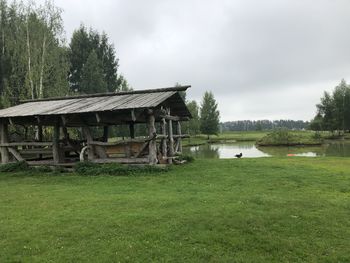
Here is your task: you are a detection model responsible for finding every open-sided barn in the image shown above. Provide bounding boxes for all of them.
[0,86,191,166]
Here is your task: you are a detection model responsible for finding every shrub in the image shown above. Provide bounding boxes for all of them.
[176,154,195,163]
[0,161,30,172]
[257,129,323,146]
[74,161,169,176]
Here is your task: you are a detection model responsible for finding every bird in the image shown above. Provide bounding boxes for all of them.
[235,153,243,158]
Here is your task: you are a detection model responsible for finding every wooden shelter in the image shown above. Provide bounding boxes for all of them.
[0,86,191,167]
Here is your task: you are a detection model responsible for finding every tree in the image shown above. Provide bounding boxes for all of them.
[68,25,120,93]
[116,74,132,91]
[0,0,68,106]
[185,100,200,135]
[200,91,220,139]
[312,79,350,134]
[80,50,107,94]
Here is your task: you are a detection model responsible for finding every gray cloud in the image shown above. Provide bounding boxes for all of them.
[44,0,350,120]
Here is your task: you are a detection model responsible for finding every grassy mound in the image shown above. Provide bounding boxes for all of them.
[257,129,323,146]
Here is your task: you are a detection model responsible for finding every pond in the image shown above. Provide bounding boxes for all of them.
[182,140,350,158]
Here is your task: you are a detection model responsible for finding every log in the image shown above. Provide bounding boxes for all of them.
[159,115,190,121]
[8,147,24,161]
[168,114,174,164]
[161,118,167,159]
[135,141,149,158]
[82,126,107,159]
[53,122,64,164]
[20,148,53,155]
[129,123,135,139]
[147,110,158,165]
[0,142,52,147]
[90,157,149,164]
[173,134,190,138]
[177,121,183,153]
[89,135,157,146]
[82,126,95,160]
[103,126,109,142]
[0,122,9,164]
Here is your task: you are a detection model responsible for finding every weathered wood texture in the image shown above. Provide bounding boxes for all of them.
[147,110,158,165]
[161,118,167,161]
[177,121,183,153]
[0,122,9,164]
[91,157,149,164]
[8,147,24,161]
[168,118,174,164]
[53,123,64,163]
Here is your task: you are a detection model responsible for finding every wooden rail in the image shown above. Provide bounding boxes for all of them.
[0,142,53,147]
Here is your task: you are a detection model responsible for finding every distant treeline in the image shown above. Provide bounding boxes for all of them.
[221,120,309,131]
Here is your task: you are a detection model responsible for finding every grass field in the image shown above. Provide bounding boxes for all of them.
[1,158,350,262]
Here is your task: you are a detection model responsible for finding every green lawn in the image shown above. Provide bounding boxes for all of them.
[1,158,350,262]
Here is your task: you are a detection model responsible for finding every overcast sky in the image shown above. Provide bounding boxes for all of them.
[40,0,350,121]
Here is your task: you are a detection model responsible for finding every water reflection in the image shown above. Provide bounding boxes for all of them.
[183,140,350,158]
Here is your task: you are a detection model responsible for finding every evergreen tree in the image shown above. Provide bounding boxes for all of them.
[200,91,220,138]
[80,50,107,94]
[68,25,120,93]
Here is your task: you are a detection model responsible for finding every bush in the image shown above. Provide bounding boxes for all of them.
[74,161,169,176]
[257,129,323,146]
[176,154,195,163]
[0,161,30,172]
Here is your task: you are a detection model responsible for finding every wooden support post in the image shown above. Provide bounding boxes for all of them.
[147,109,158,165]
[82,126,95,160]
[82,126,107,159]
[0,121,9,164]
[53,122,64,164]
[161,118,167,160]
[37,125,43,159]
[177,121,183,153]
[103,126,109,142]
[129,123,135,139]
[168,118,174,164]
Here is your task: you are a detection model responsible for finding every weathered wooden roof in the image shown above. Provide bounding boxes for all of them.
[0,86,191,119]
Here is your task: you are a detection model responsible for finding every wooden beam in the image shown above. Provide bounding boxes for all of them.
[159,115,190,121]
[90,157,149,164]
[95,113,101,123]
[161,118,167,159]
[82,126,95,160]
[135,141,149,158]
[103,126,109,142]
[0,122,9,164]
[129,123,135,139]
[8,147,24,161]
[53,122,64,164]
[177,121,183,153]
[173,134,190,138]
[0,123,9,162]
[82,126,107,159]
[131,109,136,122]
[168,119,174,164]
[8,118,14,126]
[61,115,67,127]
[0,142,52,147]
[147,109,158,165]
[35,116,42,125]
